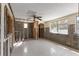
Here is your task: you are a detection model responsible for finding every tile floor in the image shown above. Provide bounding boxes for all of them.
[11,39,79,56]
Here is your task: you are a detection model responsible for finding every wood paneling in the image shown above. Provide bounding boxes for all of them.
[33,21,39,39]
[4,5,14,39]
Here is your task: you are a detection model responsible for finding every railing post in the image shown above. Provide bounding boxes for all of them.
[7,34,13,56]
[8,36,10,56]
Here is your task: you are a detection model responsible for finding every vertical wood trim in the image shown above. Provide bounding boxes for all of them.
[1,3,5,56]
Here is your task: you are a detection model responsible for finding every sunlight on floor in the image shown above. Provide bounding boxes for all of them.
[13,41,23,47]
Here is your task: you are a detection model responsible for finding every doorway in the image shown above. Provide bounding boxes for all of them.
[39,23,44,38]
[23,23,28,40]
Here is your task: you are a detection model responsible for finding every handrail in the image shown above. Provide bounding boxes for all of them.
[4,33,13,56]
[4,33,12,42]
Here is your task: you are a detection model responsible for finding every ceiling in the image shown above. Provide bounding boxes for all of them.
[10,3,78,21]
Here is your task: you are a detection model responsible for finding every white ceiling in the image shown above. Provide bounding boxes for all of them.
[10,3,78,21]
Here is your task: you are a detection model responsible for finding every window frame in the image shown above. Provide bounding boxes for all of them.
[49,21,58,33]
[58,19,68,34]
[75,16,79,35]
[49,19,68,35]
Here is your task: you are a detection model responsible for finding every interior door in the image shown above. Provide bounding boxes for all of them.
[39,23,44,38]
[28,23,34,38]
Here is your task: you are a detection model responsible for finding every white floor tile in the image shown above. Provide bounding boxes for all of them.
[11,39,79,56]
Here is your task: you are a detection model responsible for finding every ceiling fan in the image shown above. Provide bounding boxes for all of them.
[32,15,42,21]
[26,10,42,21]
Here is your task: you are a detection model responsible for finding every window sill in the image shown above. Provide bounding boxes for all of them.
[49,32,68,35]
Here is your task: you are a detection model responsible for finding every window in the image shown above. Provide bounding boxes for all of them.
[24,23,28,28]
[50,19,68,34]
[50,22,58,33]
[76,16,79,34]
[58,20,68,34]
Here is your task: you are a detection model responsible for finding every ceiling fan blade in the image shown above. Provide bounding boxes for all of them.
[38,18,42,21]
